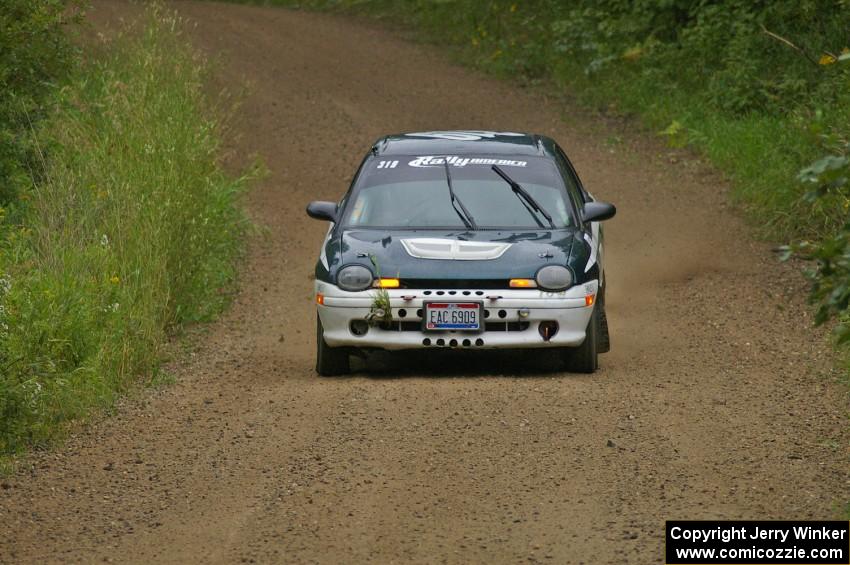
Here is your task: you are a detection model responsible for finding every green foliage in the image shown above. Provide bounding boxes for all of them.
[367,255,392,326]
[0,7,249,454]
[786,132,850,344]
[539,1,849,113]
[0,0,82,211]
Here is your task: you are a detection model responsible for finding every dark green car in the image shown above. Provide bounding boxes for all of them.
[306,131,616,376]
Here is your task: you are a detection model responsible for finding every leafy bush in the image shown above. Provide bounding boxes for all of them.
[0,7,249,454]
[788,119,850,343]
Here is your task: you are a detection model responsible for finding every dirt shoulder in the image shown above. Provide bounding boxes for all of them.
[1,2,848,564]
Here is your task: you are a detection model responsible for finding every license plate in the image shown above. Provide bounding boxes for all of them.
[423,302,482,331]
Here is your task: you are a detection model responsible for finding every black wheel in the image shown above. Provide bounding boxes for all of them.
[316,315,350,376]
[597,291,610,354]
[562,307,599,373]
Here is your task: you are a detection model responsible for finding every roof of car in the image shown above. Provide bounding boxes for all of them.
[372,131,557,157]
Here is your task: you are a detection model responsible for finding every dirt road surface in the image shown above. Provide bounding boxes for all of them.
[2,2,849,563]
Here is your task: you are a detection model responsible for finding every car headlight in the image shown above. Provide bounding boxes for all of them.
[337,265,373,291]
[536,265,573,291]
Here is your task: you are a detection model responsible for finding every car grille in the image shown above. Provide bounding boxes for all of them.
[399,279,510,290]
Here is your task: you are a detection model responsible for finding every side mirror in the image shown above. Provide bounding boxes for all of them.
[306,201,338,222]
[582,201,616,223]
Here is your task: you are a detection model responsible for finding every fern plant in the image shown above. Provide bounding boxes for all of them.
[367,255,393,327]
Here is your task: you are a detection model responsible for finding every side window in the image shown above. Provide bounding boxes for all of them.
[555,146,590,203]
[553,148,585,217]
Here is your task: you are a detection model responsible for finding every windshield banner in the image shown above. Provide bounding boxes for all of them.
[408,155,528,168]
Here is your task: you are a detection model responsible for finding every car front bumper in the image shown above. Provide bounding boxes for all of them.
[315,280,598,350]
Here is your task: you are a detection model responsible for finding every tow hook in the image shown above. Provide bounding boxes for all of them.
[538,321,559,341]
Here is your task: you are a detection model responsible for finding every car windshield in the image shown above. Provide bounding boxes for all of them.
[344,155,573,229]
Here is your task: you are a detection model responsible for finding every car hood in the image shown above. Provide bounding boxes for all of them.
[325,228,587,282]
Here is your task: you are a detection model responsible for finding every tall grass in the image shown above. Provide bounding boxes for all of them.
[0,0,82,212]
[0,6,249,454]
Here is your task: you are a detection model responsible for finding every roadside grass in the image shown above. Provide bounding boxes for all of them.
[0,6,251,456]
[540,62,847,241]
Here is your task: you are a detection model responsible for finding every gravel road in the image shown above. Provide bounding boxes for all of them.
[2,2,849,563]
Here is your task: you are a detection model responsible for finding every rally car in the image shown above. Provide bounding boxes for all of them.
[306,131,616,376]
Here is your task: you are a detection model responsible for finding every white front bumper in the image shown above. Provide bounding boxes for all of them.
[315,280,598,350]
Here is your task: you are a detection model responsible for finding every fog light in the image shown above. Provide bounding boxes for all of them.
[518,308,530,319]
[538,321,559,341]
[350,319,369,337]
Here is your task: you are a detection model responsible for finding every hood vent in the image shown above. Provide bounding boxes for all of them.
[400,238,511,261]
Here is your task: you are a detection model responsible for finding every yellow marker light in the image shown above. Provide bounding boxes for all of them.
[316,293,325,305]
[585,294,595,307]
[509,278,537,288]
[376,278,400,288]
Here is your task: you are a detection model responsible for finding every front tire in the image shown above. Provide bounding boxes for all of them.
[562,307,599,373]
[316,315,350,376]
[597,292,610,354]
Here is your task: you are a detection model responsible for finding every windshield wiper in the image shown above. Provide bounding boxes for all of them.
[491,165,556,229]
[444,159,478,230]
